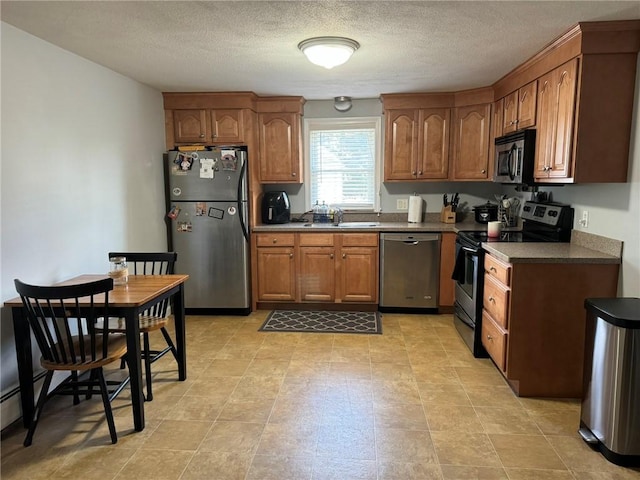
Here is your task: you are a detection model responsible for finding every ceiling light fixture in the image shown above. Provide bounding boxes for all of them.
[298,36,360,69]
[334,96,353,112]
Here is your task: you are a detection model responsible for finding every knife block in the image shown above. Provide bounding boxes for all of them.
[440,206,456,224]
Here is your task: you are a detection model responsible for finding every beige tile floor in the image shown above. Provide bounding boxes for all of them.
[2,312,639,480]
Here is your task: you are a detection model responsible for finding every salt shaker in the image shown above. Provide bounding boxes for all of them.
[109,256,128,285]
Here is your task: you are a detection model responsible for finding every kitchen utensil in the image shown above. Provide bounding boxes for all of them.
[451,193,459,211]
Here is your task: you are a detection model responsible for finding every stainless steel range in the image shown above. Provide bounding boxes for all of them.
[452,201,574,357]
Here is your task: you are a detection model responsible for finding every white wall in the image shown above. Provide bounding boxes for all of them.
[0,23,167,428]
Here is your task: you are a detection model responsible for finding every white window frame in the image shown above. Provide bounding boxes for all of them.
[303,116,381,212]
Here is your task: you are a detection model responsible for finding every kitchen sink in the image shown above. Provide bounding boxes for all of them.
[302,222,380,228]
[337,222,380,228]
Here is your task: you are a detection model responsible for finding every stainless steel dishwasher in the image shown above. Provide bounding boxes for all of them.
[380,233,440,309]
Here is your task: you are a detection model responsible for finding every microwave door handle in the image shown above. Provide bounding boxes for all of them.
[509,144,518,181]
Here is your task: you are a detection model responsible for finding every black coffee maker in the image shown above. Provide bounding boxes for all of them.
[261,191,291,224]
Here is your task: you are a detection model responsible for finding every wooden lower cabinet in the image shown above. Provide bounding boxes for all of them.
[482,253,619,397]
[438,232,456,307]
[255,232,378,305]
[481,311,507,371]
[255,233,296,302]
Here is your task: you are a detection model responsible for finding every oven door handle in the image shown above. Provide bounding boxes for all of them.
[461,246,479,254]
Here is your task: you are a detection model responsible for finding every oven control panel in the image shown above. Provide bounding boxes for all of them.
[521,201,574,228]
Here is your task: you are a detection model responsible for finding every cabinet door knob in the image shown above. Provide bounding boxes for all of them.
[199,134,205,138]
[481,169,486,174]
[289,253,293,258]
[342,253,346,259]
[418,171,423,175]
[272,238,277,243]
[412,171,417,175]
[330,254,334,259]
[212,133,217,138]
[291,172,297,177]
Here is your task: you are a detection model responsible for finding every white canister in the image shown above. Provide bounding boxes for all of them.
[487,221,502,238]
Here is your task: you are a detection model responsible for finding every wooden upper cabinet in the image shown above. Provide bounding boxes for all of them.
[210,109,244,143]
[384,109,418,180]
[451,103,491,180]
[535,59,578,180]
[173,109,207,143]
[384,107,449,181]
[171,108,244,145]
[258,112,302,183]
[418,108,450,179]
[502,80,537,134]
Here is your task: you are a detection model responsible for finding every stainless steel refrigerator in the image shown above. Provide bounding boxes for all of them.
[165,146,250,314]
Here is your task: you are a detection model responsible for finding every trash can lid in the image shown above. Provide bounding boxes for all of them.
[585,298,640,329]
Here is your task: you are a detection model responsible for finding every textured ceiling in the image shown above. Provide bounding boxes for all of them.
[2,1,639,100]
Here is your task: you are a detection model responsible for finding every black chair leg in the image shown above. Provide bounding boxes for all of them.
[86,369,97,399]
[143,332,153,401]
[24,371,53,447]
[96,368,118,444]
[71,371,80,405]
[160,327,178,361]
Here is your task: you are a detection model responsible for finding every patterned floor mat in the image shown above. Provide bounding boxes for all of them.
[259,310,382,334]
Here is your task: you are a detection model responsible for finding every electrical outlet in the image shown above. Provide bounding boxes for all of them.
[397,199,408,210]
[579,210,589,228]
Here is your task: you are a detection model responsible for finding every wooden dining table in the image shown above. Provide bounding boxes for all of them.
[4,273,189,432]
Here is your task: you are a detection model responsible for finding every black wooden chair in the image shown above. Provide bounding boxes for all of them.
[100,252,178,401]
[14,277,129,446]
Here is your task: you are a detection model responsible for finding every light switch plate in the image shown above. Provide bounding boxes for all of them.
[397,199,408,210]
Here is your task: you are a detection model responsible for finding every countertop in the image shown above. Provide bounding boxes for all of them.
[482,242,621,264]
[252,220,621,265]
[252,220,487,233]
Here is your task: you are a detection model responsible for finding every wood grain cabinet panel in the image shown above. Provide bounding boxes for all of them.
[173,109,207,143]
[438,232,456,307]
[451,103,491,180]
[256,246,296,302]
[482,311,507,372]
[502,81,537,134]
[255,233,378,305]
[210,109,244,143]
[172,109,245,145]
[535,59,578,181]
[483,274,510,329]
[485,254,511,286]
[258,112,302,183]
[482,252,620,397]
[338,246,378,303]
[384,108,450,181]
[299,246,336,302]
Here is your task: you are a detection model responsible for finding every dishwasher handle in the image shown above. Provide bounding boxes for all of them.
[381,233,440,243]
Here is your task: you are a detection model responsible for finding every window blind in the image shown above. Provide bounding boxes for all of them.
[308,124,377,210]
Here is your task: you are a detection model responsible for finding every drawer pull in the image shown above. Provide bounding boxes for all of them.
[272,239,278,243]
[487,334,493,340]
[488,296,495,303]
[489,266,497,272]
[289,253,293,259]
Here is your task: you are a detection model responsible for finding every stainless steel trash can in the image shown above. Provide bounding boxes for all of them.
[579,298,640,467]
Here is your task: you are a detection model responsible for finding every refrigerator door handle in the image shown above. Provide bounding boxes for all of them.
[237,152,249,242]
[238,200,249,243]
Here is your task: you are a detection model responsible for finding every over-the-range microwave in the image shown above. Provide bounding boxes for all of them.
[493,129,536,184]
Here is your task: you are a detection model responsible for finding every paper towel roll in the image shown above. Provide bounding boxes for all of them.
[408,195,423,223]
